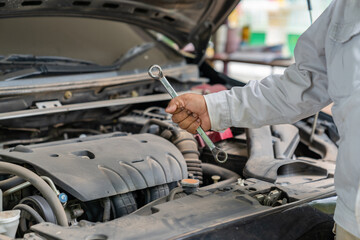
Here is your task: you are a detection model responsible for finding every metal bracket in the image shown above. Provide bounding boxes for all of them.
[35,100,62,109]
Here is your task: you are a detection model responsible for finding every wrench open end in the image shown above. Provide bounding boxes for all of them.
[148,64,163,79]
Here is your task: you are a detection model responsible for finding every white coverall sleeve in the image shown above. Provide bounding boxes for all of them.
[204,4,334,131]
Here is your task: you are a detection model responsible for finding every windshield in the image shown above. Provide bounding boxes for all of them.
[0,17,183,71]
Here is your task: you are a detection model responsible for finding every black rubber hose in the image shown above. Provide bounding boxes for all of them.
[0,176,26,191]
[140,119,180,137]
[13,204,45,224]
[167,187,184,202]
[0,162,68,226]
[200,163,240,191]
[102,197,111,222]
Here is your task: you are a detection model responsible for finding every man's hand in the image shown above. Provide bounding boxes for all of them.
[165,93,211,134]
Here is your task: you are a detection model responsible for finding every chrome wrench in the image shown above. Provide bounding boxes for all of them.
[148,64,228,163]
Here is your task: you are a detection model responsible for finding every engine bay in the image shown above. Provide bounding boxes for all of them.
[0,102,338,239]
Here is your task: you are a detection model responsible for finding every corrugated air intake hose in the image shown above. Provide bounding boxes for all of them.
[141,119,203,184]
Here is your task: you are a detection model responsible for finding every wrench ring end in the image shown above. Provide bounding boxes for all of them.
[148,64,163,79]
[212,148,228,163]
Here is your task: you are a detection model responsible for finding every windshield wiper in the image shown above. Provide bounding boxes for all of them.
[0,42,156,81]
[0,64,116,82]
[0,54,98,66]
[112,42,155,67]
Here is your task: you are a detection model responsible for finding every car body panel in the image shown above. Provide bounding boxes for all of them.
[0,0,239,58]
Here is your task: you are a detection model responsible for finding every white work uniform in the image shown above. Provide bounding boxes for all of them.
[204,0,360,237]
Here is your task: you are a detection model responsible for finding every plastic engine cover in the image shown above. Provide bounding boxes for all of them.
[0,133,187,201]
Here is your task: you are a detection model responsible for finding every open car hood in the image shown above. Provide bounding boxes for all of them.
[0,0,239,61]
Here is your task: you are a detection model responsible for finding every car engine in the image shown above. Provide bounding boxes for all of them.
[0,103,338,239]
[1,132,186,223]
[0,107,207,233]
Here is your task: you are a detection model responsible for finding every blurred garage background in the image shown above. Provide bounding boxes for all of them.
[206,0,332,83]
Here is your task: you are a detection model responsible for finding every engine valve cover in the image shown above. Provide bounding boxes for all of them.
[0,133,187,201]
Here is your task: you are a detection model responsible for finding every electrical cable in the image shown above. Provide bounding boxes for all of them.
[305,0,319,144]
[307,0,313,24]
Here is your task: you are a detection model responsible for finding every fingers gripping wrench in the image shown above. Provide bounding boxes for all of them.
[148,64,228,163]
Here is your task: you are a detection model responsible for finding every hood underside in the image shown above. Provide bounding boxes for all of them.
[0,0,239,58]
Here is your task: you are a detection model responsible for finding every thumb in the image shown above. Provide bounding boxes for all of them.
[165,100,178,113]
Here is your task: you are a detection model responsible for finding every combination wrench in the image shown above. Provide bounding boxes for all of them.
[148,64,228,163]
